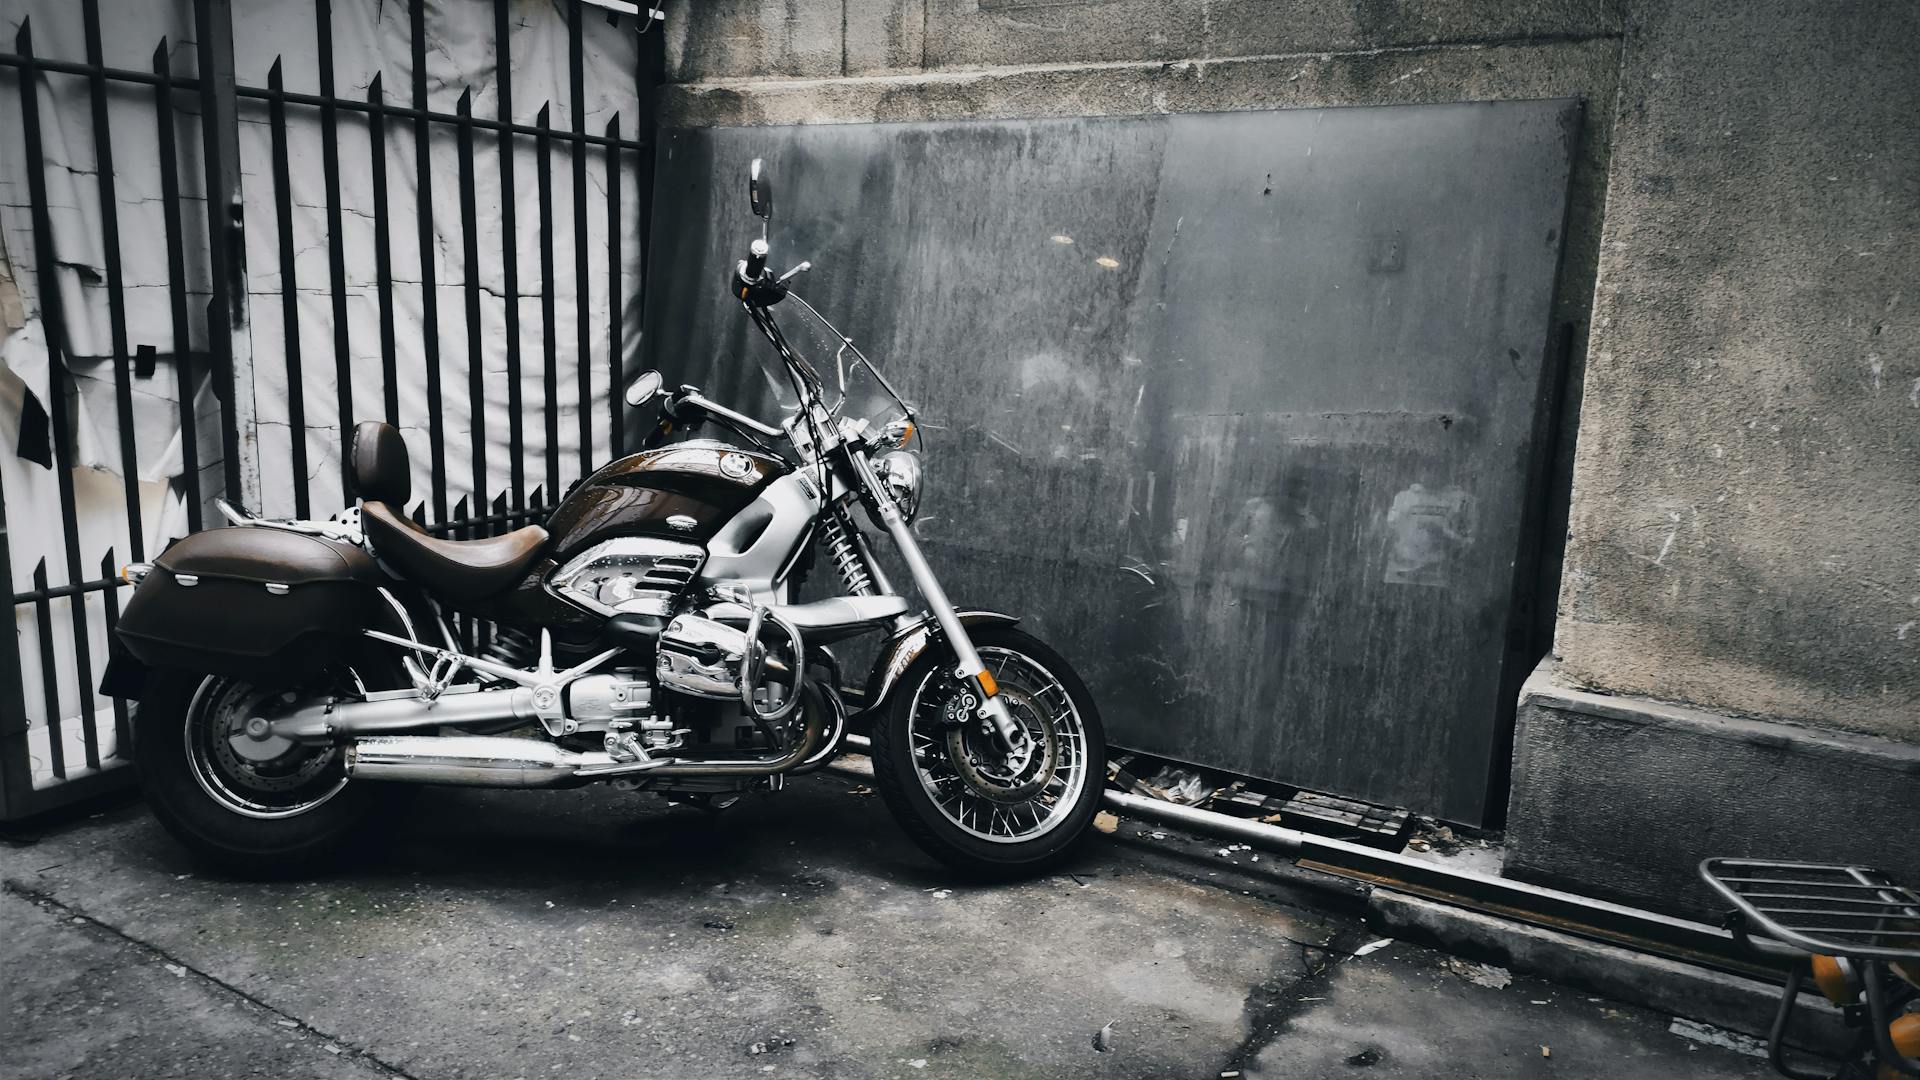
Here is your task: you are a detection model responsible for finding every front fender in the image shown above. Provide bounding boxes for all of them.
[861,609,1021,714]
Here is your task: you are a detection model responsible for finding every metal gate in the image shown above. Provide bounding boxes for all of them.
[0,0,663,819]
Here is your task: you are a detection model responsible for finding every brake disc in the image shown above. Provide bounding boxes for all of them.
[943,685,1058,804]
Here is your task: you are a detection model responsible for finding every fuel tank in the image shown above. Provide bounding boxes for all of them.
[543,440,788,563]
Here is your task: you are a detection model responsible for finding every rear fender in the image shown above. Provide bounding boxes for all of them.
[861,610,1021,715]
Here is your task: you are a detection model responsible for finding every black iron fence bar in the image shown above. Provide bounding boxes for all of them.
[368,73,401,429]
[409,0,449,526]
[82,0,144,564]
[153,38,204,534]
[536,106,561,504]
[456,90,488,530]
[266,60,313,520]
[14,21,101,757]
[314,0,355,497]
[494,0,527,512]
[569,3,594,480]
[11,577,121,606]
[96,550,130,757]
[421,495,552,536]
[0,55,651,155]
[30,562,67,779]
[0,437,34,816]
[193,0,250,506]
[632,17,663,453]
[606,113,623,458]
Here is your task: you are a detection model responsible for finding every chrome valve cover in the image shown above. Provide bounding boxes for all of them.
[656,614,750,700]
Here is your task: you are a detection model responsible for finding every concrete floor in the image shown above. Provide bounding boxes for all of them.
[2,770,1779,1080]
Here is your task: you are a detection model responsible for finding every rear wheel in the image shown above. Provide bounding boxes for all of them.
[870,627,1107,878]
[134,669,403,877]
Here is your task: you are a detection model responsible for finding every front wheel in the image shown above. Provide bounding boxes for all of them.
[869,627,1107,878]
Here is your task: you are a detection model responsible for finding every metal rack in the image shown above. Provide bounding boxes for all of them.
[1703,858,1920,1080]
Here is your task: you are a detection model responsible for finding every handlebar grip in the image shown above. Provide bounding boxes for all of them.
[743,239,769,282]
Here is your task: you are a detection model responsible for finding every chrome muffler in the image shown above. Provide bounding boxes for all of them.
[344,694,829,788]
[268,685,535,741]
[345,735,621,788]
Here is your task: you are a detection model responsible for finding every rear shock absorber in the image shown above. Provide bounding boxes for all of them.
[819,510,875,596]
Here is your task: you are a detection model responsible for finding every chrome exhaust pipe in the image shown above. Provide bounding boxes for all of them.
[345,735,621,788]
[269,686,535,741]
[345,696,826,788]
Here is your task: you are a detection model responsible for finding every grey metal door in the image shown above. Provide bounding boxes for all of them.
[646,99,1578,824]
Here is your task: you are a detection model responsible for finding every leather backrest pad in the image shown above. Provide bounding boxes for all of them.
[350,421,411,504]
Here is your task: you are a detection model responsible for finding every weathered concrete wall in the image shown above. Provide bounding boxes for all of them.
[1554,0,1920,738]
[1508,668,1920,916]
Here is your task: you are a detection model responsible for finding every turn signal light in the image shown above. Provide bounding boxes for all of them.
[1811,954,1860,1005]
[1880,1015,1920,1080]
[1891,1013,1920,1054]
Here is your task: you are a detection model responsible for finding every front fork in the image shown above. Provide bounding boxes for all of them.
[845,449,1029,755]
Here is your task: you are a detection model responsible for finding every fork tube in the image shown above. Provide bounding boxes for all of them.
[846,450,1023,745]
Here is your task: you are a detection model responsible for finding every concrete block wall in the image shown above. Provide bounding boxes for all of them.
[1511,0,1920,910]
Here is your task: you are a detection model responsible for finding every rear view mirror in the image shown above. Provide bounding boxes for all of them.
[749,158,772,220]
[625,369,664,407]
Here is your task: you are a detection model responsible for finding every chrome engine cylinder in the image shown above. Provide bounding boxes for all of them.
[655,614,750,699]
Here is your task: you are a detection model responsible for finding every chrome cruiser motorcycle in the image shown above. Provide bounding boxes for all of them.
[104,160,1106,878]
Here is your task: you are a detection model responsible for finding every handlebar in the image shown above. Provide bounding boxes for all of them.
[742,238,769,283]
[668,386,784,439]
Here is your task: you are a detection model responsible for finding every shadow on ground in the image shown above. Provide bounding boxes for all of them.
[2,772,1776,1079]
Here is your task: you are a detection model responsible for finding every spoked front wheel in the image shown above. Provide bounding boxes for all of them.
[870,626,1107,877]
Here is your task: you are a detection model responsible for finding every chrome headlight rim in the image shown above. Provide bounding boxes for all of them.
[873,450,923,522]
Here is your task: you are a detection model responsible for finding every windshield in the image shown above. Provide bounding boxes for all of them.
[758,292,914,435]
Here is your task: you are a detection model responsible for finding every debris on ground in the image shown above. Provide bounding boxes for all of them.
[1541,1045,1552,1058]
[1093,811,1119,835]
[703,918,735,931]
[929,889,952,900]
[1442,957,1513,989]
[1668,1018,1767,1058]
[1345,1047,1381,1066]
[1144,766,1215,805]
[162,963,186,978]
[1403,818,1499,857]
[1092,1019,1117,1052]
[846,785,873,796]
[1353,938,1394,957]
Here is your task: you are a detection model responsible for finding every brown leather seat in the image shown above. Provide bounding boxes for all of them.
[350,421,549,602]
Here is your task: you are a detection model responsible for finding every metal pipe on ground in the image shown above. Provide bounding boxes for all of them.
[832,735,1759,979]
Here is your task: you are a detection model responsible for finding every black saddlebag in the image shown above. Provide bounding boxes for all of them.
[114,527,389,680]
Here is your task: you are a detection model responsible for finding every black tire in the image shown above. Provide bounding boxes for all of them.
[134,670,404,878]
[869,626,1107,879]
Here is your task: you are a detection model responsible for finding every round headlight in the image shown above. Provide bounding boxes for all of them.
[872,450,923,522]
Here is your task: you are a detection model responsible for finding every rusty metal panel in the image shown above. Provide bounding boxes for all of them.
[645,99,1579,823]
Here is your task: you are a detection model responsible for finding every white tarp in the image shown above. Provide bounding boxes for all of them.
[0,0,654,783]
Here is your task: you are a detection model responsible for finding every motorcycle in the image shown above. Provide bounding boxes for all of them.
[102,159,1107,878]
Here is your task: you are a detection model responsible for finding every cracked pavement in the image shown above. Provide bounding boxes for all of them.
[2,770,1779,1079]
